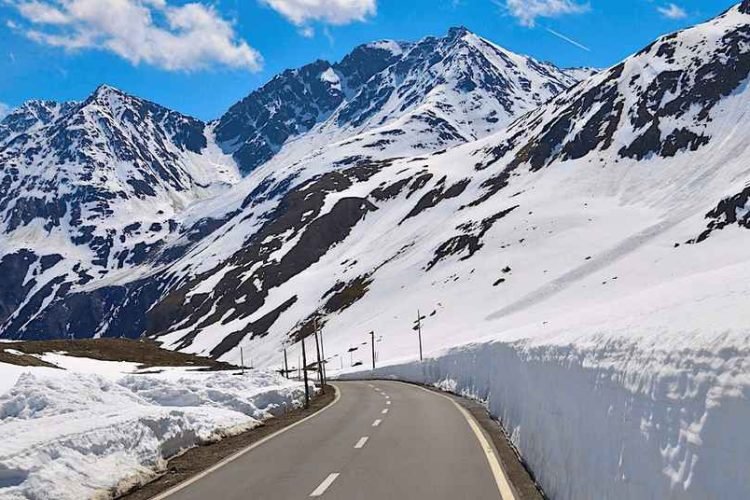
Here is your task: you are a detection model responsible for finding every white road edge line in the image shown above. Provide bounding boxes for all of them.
[382,408,389,414]
[354,436,369,449]
[372,419,382,427]
[310,473,340,497]
[408,383,518,500]
[150,385,342,500]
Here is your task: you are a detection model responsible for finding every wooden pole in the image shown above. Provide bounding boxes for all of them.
[370,331,376,370]
[417,309,423,362]
[283,347,289,379]
[301,337,310,408]
[319,322,327,386]
[313,318,325,393]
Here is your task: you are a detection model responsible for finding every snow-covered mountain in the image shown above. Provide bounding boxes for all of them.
[0,85,239,337]
[144,5,750,498]
[142,3,750,366]
[0,27,585,340]
[0,100,78,146]
[214,27,584,175]
[3,4,750,498]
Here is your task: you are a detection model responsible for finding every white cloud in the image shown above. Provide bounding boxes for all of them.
[298,25,315,38]
[0,102,12,120]
[657,3,687,20]
[7,0,263,72]
[504,0,589,27]
[260,0,376,26]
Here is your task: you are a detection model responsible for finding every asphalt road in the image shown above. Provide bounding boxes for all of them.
[155,380,510,500]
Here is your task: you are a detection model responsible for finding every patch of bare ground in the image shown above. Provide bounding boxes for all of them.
[0,338,236,370]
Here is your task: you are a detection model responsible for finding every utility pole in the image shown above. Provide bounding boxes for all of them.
[301,337,310,408]
[283,346,289,379]
[369,331,376,370]
[313,318,325,393]
[240,347,246,375]
[319,321,327,385]
[416,309,424,362]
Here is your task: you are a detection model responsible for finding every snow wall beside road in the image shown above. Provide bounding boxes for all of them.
[347,338,750,499]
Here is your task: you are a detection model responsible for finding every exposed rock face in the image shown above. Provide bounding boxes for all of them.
[0,27,588,342]
[489,8,750,174]
[214,43,407,175]
[5,6,750,360]
[0,85,239,339]
[213,28,583,175]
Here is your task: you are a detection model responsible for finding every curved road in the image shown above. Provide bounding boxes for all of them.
[154,380,511,500]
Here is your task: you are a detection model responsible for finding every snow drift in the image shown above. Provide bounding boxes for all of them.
[348,264,750,499]
[0,360,306,500]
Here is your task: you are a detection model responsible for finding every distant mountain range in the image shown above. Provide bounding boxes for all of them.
[0,26,591,341]
[2,1,750,380]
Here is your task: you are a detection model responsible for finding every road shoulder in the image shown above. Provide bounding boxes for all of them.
[391,380,546,500]
[118,385,337,500]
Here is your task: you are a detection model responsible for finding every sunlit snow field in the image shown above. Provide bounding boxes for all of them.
[0,354,306,500]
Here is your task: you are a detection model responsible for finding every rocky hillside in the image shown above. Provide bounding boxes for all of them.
[4,1,750,372]
[146,1,750,369]
[0,27,586,340]
[213,28,585,175]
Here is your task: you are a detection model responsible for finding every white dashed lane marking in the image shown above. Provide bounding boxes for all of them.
[372,419,382,427]
[354,437,369,449]
[310,473,340,497]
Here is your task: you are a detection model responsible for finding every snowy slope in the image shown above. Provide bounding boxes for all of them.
[3,5,750,496]
[0,85,240,339]
[149,3,750,364]
[0,354,306,500]
[144,5,750,498]
[0,27,585,342]
[214,27,582,175]
[0,100,78,147]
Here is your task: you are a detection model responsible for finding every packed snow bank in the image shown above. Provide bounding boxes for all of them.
[349,334,750,500]
[0,362,307,500]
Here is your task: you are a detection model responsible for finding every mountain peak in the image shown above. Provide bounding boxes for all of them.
[91,83,129,101]
[447,26,472,38]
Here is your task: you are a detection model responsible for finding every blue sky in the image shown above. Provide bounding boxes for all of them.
[0,0,740,121]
